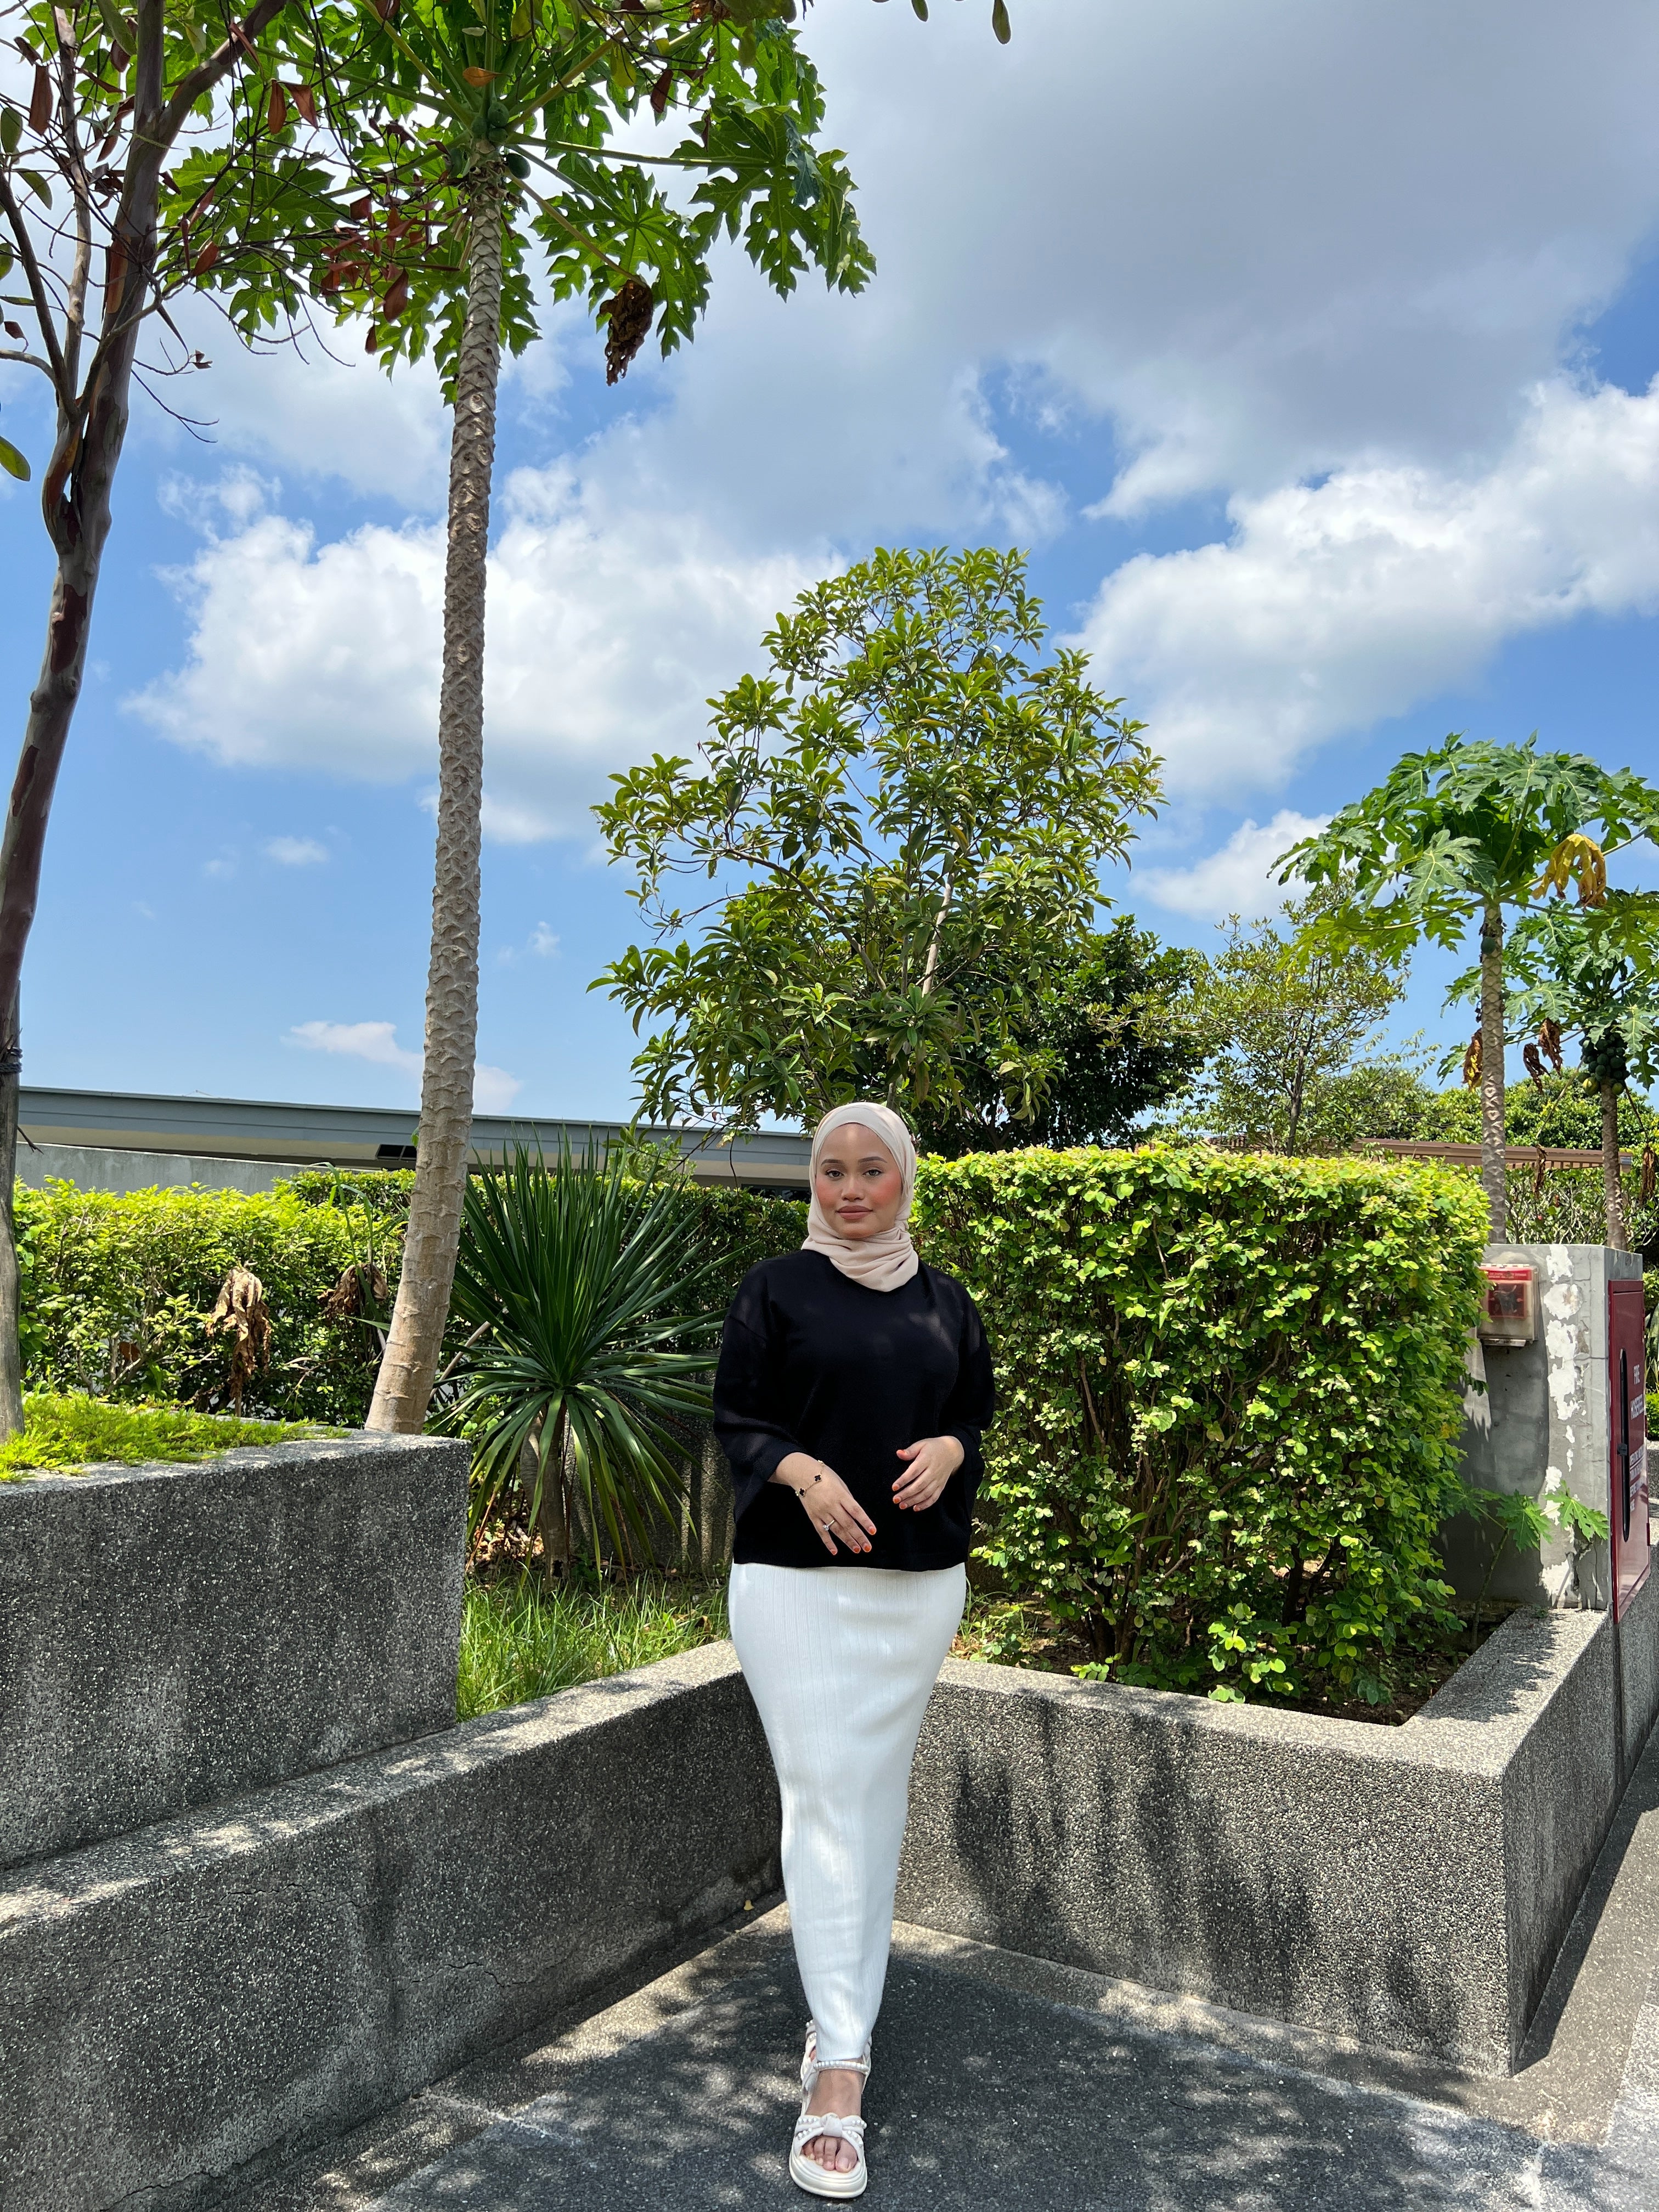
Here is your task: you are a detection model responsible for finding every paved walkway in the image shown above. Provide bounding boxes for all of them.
[240,1738,1659,2212]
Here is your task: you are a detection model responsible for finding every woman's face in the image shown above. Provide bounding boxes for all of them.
[814,1124,906,1241]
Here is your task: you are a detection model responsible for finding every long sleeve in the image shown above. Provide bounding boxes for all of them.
[938,1288,996,1488]
[712,1285,803,1526]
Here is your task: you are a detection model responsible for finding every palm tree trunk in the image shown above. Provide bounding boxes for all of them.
[1601,1081,1628,1251]
[1479,899,1506,1241]
[368,165,505,1434]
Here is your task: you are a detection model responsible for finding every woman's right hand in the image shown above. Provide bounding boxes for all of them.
[774,1452,877,1557]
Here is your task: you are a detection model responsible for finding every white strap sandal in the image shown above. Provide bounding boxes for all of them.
[790,2022,871,2200]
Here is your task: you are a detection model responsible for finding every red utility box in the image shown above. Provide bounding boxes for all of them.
[1609,1277,1650,1622]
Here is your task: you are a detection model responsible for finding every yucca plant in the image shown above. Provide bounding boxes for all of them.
[445,1139,718,1574]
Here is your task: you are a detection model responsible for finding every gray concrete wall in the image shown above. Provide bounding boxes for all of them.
[15,1142,313,1196]
[1451,1242,1645,1607]
[0,1645,780,2212]
[0,1435,467,1867]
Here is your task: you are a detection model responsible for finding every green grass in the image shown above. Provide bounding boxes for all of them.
[0,1392,332,1479]
[458,1573,730,1720]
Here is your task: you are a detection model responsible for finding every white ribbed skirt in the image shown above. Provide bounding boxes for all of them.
[728,1560,967,2068]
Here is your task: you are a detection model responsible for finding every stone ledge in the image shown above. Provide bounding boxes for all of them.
[0,1432,469,1867]
[0,1641,780,2212]
[897,1587,1656,2075]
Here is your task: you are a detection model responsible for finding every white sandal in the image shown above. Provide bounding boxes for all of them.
[789,2021,871,2200]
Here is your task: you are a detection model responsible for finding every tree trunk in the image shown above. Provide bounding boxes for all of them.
[0,991,23,1433]
[1601,1082,1628,1251]
[0,8,168,1437]
[1478,899,1506,1241]
[368,166,506,1434]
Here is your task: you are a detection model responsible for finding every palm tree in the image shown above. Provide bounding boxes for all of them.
[279,0,878,1431]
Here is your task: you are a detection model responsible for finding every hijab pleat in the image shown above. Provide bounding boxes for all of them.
[801,1101,920,1293]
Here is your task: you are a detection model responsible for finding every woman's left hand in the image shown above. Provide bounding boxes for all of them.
[892,1433,965,1512]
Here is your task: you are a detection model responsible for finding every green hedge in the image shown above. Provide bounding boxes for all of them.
[16,1180,399,1424]
[16,1171,807,1428]
[914,1146,1490,1705]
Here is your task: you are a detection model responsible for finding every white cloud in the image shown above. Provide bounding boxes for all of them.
[1141,812,1330,924]
[202,855,236,880]
[131,467,821,839]
[264,836,329,867]
[472,1064,524,1114]
[528,921,559,958]
[121,1,1659,827]
[287,1019,420,1076]
[285,1017,521,1112]
[1076,379,1659,795]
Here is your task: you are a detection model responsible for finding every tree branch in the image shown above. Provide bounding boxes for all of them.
[0,347,59,377]
[0,175,71,403]
[159,0,292,144]
[56,13,94,400]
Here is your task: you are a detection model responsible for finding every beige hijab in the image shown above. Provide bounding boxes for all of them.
[802,1101,920,1293]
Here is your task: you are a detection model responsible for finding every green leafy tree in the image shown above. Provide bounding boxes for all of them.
[1281,736,1659,1236]
[1181,887,1424,1155]
[911,917,1207,1156]
[593,545,1163,1133]
[1496,902,1659,1250]
[0,0,357,1434]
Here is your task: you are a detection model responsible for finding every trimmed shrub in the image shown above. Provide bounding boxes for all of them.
[914,1145,1489,1705]
[16,1180,398,1424]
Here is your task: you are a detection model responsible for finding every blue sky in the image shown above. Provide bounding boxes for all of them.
[4,0,1659,1122]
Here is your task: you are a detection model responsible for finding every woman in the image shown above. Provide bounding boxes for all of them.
[714,1101,995,2200]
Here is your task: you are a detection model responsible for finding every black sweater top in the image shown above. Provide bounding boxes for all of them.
[713,1249,996,1571]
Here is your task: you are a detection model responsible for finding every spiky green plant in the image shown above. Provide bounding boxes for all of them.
[444,1141,719,1572]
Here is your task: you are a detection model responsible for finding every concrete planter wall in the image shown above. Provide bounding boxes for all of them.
[0,1433,467,1867]
[8,1581,1657,2210]
[902,1572,1659,2075]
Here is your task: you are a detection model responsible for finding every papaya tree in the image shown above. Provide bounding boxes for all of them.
[278,0,1013,1434]
[1280,737,1659,1239]
[1497,900,1659,1250]
[0,0,349,1434]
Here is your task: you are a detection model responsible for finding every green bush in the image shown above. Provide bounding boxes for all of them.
[16,1180,399,1424]
[914,1145,1489,1705]
[16,1171,803,1432]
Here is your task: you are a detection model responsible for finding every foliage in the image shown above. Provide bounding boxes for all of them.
[15,1180,400,1423]
[1177,887,1425,1153]
[1412,1075,1659,1252]
[283,1159,806,1307]
[594,546,1161,1133]
[272,0,877,393]
[1456,1474,1607,1652]
[0,1390,328,1480]
[281,1166,419,1218]
[911,917,1208,1156]
[0,0,879,461]
[1415,1071,1656,1148]
[1497,901,1659,1096]
[443,1141,723,1569]
[913,1146,1489,1706]
[1280,732,1659,1233]
[456,1569,728,1718]
[1280,736,1659,964]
